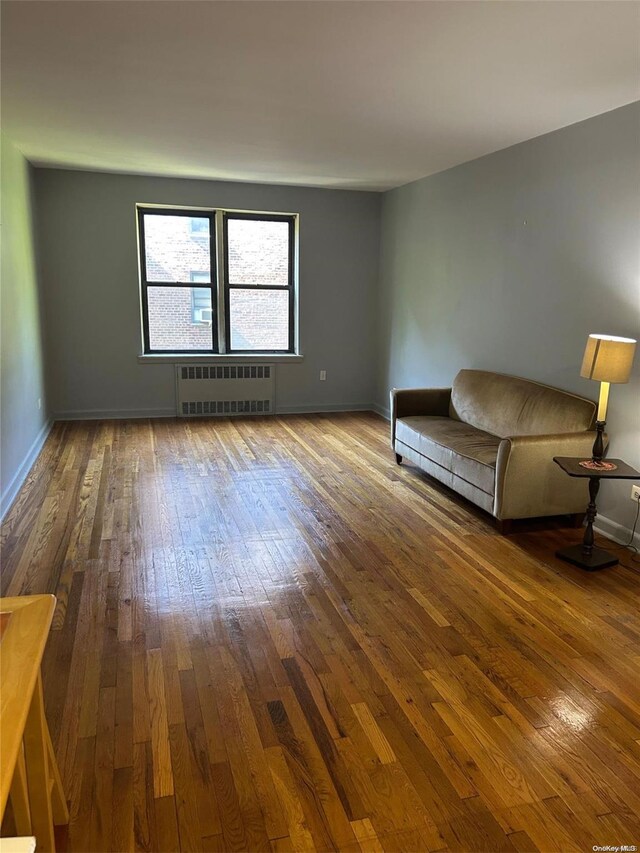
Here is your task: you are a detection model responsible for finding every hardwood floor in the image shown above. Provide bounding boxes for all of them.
[2,413,639,853]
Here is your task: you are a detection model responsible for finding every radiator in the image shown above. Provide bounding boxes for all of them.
[176,364,275,417]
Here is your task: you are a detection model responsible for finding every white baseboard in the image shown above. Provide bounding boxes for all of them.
[372,402,390,420]
[1,419,53,520]
[593,513,640,549]
[275,403,374,415]
[53,407,177,420]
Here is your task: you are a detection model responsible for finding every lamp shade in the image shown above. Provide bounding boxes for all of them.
[580,334,637,384]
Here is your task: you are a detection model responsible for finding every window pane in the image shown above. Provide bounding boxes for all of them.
[144,215,211,282]
[227,218,290,285]
[147,286,213,350]
[229,289,289,350]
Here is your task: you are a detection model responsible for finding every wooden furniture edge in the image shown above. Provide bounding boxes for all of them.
[0,595,56,818]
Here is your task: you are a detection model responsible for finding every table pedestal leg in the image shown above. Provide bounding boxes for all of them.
[556,476,618,570]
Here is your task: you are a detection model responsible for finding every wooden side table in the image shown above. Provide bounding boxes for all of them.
[0,595,68,851]
[553,456,639,570]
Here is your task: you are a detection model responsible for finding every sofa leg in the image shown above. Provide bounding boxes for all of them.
[571,512,586,529]
[395,453,402,465]
[496,518,512,535]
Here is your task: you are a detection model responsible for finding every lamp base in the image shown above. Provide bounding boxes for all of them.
[556,543,618,571]
[591,419,606,464]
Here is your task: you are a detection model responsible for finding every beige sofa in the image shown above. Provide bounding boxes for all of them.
[391,369,598,528]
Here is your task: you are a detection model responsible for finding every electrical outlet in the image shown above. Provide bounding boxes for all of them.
[319,370,326,381]
[37,398,41,410]
[631,484,640,502]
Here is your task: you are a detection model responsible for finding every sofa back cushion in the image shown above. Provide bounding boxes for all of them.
[449,369,596,438]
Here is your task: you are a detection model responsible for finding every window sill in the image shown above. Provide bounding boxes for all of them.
[138,353,304,364]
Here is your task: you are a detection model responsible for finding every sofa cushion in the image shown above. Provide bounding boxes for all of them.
[395,416,500,495]
[449,369,596,438]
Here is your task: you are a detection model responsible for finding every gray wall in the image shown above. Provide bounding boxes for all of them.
[12,104,640,533]
[377,102,640,531]
[34,169,381,417]
[1,136,49,516]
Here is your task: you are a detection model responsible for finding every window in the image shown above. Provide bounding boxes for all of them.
[224,213,295,353]
[137,206,297,355]
[138,209,216,353]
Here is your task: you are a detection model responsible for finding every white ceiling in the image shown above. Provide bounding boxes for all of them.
[2,1,639,191]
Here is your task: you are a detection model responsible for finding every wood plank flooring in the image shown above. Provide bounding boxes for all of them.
[1,413,639,852]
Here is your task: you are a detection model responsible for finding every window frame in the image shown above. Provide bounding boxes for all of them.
[223,211,296,355]
[137,205,298,356]
[137,206,218,355]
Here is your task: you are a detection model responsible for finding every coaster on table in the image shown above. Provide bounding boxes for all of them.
[578,459,617,471]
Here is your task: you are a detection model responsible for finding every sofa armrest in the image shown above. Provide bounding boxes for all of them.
[494,431,604,520]
[390,387,451,448]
